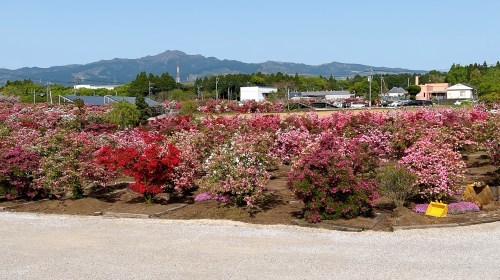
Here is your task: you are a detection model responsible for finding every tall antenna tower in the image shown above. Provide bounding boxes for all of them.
[176,61,180,83]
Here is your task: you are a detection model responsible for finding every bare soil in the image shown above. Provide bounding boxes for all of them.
[1,151,499,231]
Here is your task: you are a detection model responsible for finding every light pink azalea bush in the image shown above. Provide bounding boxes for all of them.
[270,127,311,165]
[399,135,466,201]
[199,132,274,207]
[34,129,115,198]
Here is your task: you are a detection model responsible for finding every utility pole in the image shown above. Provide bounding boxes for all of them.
[33,90,36,104]
[287,89,290,111]
[148,81,154,96]
[380,75,384,102]
[368,69,373,107]
[197,86,202,99]
[215,77,219,101]
[46,81,53,104]
[73,78,77,95]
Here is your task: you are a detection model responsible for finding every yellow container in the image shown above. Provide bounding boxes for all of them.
[425,201,448,217]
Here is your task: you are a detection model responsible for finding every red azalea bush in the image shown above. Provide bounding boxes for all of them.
[96,132,182,203]
[288,132,380,223]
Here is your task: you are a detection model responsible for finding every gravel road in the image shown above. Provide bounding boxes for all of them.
[0,212,498,280]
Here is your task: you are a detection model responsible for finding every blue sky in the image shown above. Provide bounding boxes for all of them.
[1,0,499,71]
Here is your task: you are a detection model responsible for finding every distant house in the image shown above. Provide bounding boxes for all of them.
[416,83,449,100]
[240,86,278,102]
[384,87,407,100]
[446,83,477,100]
[74,84,120,90]
[413,76,449,100]
[292,90,352,100]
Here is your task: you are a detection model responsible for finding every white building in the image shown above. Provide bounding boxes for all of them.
[74,84,119,91]
[385,87,407,99]
[446,83,477,100]
[240,86,277,102]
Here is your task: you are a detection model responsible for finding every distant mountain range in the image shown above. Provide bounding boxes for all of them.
[0,50,426,86]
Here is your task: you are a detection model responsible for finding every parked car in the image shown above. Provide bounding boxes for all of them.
[388,100,407,107]
[332,101,344,108]
[350,101,368,108]
[403,100,433,106]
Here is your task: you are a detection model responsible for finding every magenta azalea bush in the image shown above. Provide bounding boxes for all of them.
[288,132,380,223]
[0,146,41,199]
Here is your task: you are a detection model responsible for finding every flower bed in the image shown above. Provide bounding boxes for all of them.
[1,101,499,223]
[412,201,481,215]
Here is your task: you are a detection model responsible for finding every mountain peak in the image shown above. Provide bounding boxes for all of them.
[0,50,425,85]
[147,50,187,62]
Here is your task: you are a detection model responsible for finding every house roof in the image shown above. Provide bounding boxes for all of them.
[387,87,406,94]
[61,95,110,106]
[446,83,477,91]
[60,95,161,107]
[300,90,351,97]
[110,96,161,107]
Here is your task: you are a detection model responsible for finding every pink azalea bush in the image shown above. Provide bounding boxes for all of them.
[399,135,466,201]
[270,127,311,165]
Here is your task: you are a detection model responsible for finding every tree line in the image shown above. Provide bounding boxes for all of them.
[1,62,499,103]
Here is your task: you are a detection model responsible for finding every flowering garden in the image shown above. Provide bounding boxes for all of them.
[0,100,499,224]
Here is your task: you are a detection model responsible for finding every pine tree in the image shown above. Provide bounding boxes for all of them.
[135,94,151,125]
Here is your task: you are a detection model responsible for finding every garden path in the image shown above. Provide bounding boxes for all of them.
[0,212,498,280]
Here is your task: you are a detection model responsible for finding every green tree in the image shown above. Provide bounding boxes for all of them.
[446,64,468,84]
[128,72,149,97]
[406,85,421,100]
[135,95,151,125]
[106,100,140,128]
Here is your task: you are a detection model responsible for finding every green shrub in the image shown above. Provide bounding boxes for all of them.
[180,100,198,115]
[376,164,417,207]
[106,101,140,128]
